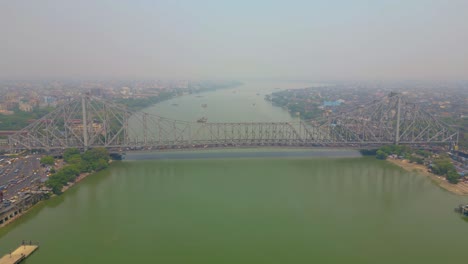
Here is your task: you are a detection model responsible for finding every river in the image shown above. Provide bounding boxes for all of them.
[0,81,467,263]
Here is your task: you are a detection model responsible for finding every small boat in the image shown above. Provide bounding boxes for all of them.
[201,104,207,108]
[197,117,208,123]
[455,204,468,216]
[172,103,178,106]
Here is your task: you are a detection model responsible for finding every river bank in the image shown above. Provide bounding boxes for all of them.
[60,160,113,192]
[60,172,90,193]
[387,158,468,196]
[0,159,113,229]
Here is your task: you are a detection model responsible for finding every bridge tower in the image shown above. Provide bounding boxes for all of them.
[81,95,89,150]
[395,93,401,145]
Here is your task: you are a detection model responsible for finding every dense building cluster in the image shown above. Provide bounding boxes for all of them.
[0,79,240,115]
[0,79,241,144]
[266,81,468,149]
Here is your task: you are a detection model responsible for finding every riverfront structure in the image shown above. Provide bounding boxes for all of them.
[0,244,38,264]
[8,93,458,152]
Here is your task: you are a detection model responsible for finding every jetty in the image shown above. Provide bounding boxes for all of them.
[0,244,38,264]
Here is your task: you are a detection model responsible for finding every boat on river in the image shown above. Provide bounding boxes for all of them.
[454,204,468,216]
[197,117,208,123]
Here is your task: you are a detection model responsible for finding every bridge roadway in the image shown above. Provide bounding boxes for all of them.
[50,142,438,157]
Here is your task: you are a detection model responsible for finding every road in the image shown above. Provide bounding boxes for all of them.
[0,155,44,202]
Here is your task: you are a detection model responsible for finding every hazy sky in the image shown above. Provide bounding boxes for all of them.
[1,0,468,81]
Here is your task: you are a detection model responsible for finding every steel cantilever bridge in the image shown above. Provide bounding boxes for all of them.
[8,93,458,152]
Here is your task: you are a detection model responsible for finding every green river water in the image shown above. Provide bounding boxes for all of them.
[0,81,467,263]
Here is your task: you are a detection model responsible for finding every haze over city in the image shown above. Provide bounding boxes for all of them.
[1,0,468,81]
[1,1,468,264]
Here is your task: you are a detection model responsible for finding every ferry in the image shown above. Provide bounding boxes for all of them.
[454,204,468,216]
[197,117,208,123]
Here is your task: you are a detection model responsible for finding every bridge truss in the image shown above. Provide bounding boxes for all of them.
[8,93,458,152]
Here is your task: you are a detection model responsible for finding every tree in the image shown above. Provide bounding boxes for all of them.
[50,183,63,195]
[67,154,83,166]
[82,148,109,163]
[63,148,80,162]
[446,170,460,184]
[46,177,63,195]
[431,157,455,176]
[46,147,110,195]
[376,150,388,160]
[95,159,108,171]
[62,165,80,177]
[40,156,55,166]
[409,156,424,164]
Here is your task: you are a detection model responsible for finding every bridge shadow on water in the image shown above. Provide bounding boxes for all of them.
[123,148,363,160]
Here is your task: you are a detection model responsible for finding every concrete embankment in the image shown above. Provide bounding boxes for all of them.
[0,193,45,228]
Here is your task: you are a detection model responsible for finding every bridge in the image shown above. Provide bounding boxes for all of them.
[7,93,458,152]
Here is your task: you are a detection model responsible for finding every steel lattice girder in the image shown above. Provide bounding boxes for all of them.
[8,93,458,151]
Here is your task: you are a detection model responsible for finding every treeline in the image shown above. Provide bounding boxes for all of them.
[375,145,460,184]
[116,81,242,112]
[430,156,460,184]
[268,92,322,120]
[0,106,54,132]
[45,147,110,194]
[375,145,430,164]
[116,91,177,111]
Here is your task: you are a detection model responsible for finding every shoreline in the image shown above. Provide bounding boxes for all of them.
[61,159,113,193]
[0,200,45,229]
[60,172,91,193]
[1,162,112,229]
[387,158,468,196]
